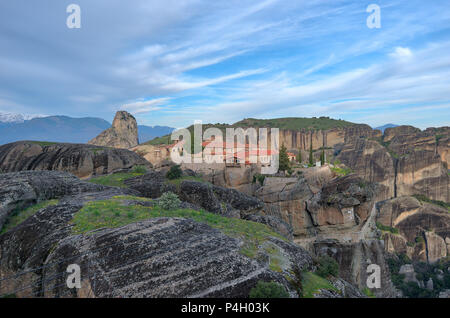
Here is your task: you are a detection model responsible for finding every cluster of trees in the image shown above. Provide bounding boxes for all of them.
[278,144,326,173]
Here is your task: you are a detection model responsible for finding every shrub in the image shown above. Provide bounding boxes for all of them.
[316,255,339,278]
[249,281,290,298]
[166,165,182,180]
[376,221,399,234]
[159,192,181,210]
[131,165,147,174]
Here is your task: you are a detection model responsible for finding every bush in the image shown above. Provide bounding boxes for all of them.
[166,165,182,180]
[131,165,147,174]
[316,255,339,278]
[159,192,181,210]
[249,281,290,298]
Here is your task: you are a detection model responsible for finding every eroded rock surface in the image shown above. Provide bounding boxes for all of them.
[89,111,139,149]
[0,141,149,179]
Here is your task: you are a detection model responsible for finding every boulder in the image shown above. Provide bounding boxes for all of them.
[89,111,139,149]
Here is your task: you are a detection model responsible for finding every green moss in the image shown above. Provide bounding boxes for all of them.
[88,172,145,188]
[0,200,59,234]
[301,272,339,298]
[71,197,287,259]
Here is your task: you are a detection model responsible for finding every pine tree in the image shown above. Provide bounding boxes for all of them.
[320,148,325,166]
[296,149,302,163]
[279,144,290,172]
[309,143,314,166]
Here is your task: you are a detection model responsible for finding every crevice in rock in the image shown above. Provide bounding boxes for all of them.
[393,158,399,198]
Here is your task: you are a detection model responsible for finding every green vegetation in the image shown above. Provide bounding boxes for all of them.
[301,272,339,298]
[145,117,356,146]
[252,174,266,186]
[320,148,325,166]
[88,171,146,188]
[376,221,399,234]
[71,196,287,259]
[166,165,182,180]
[29,141,58,147]
[363,287,376,298]
[131,165,148,174]
[330,166,352,176]
[235,117,355,131]
[296,149,302,163]
[308,143,313,166]
[387,255,450,298]
[278,144,291,173]
[249,281,290,298]
[316,255,339,278]
[1,200,59,234]
[165,175,205,187]
[146,135,172,145]
[413,194,450,212]
[158,192,181,210]
[1,293,17,298]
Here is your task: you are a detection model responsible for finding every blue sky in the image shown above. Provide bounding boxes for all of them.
[0,0,449,129]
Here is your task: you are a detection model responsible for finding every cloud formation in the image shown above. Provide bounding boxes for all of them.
[0,0,448,128]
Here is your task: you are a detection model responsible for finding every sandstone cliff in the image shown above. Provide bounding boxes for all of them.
[377,196,450,263]
[89,111,139,149]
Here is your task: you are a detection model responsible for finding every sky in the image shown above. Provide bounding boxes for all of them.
[0,0,449,129]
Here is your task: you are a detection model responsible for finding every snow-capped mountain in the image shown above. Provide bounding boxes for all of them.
[0,112,44,124]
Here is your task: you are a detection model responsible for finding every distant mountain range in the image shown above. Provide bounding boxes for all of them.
[0,113,174,145]
[374,123,399,133]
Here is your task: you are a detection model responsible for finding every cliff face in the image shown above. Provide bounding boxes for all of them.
[272,124,378,151]
[0,141,149,179]
[89,111,139,149]
[377,196,450,263]
[335,126,449,202]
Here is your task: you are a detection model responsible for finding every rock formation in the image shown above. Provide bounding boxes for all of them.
[0,170,317,298]
[0,141,150,179]
[89,111,139,149]
[377,196,450,262]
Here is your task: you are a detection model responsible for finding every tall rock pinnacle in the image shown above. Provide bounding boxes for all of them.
[88,110,139,149]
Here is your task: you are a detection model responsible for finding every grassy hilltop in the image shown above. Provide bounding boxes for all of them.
[146,116,357,145]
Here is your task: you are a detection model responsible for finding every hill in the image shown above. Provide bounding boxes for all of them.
[145,116,358,145]
[0,115,173,145]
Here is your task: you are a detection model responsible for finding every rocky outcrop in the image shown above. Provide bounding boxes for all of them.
[89,111,139,149]
[0,171,315,298]
[125,173,264,217]
[0,171,106,229]
[255,177,314,236]
[0,141,149,179]
[312,239,397,297]
[377,196,450,262]
[336,138,395,200]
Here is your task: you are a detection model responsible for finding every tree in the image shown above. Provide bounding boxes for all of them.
[249,281,290,298]
[320,148,325,166]
[309,143,314,166]
[166,165,182,180]
[296,149,302,163]
[279,144,290,172]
